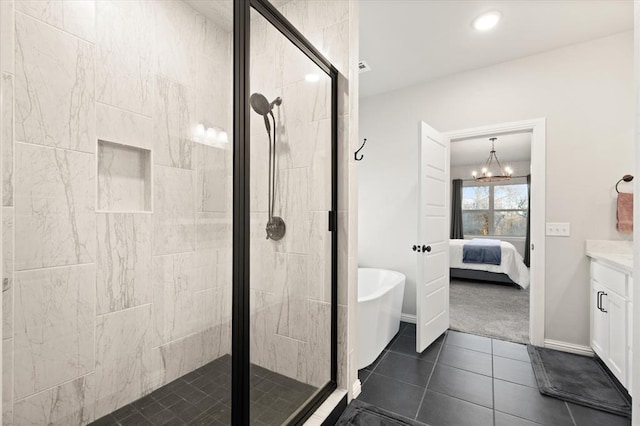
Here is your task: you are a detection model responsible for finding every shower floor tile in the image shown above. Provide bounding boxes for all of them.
[90,355,317,426]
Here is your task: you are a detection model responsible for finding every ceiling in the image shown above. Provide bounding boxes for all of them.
[451,132,531,167]
[360,0,633,99]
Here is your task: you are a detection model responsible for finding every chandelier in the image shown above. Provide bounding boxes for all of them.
[471,137,512,182]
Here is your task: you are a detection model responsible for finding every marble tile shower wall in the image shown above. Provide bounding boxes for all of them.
[0,1,233,424]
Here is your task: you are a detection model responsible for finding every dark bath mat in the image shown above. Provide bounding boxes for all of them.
[527,345,631,417]
[336,399,424,425]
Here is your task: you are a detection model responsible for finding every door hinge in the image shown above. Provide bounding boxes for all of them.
[328,211,337,232]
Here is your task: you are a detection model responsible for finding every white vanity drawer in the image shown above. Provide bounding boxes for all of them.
[592,261,626,297]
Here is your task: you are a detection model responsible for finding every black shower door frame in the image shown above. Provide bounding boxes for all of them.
[232,0,339,424]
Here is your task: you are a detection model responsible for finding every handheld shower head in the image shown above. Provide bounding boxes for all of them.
[250,93,274,136]
[250,93,282,116]
[250,93,271,116]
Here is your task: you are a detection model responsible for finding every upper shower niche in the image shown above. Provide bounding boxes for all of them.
[97,140,152,212]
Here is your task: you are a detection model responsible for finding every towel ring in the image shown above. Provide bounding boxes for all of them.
[616,174,634,193]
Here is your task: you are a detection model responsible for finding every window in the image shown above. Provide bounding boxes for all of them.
[462,180,528,237]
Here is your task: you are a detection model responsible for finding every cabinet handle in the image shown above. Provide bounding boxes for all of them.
[601,292,608,313]
[597,291,603,311]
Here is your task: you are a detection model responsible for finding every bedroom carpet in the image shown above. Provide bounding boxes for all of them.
[449,278,529,344]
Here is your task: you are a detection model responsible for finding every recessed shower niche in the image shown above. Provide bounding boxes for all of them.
[97,140,152,212]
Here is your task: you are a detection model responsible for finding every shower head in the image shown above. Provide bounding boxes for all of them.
[250,93,271,116]
[250,93,282,116]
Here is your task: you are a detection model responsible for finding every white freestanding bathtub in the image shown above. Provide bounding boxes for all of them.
[358,268,406,370]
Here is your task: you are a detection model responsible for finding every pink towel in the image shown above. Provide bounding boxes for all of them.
[617,192,633,233]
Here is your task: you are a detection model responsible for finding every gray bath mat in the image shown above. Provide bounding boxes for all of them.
[336,400,423,425]
[527,345,631,417]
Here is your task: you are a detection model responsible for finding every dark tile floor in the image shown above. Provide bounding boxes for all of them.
[91,355,317,426]
[357,322,631,426]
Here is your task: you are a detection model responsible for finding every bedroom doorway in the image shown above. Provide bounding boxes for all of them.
[443,119,546,346]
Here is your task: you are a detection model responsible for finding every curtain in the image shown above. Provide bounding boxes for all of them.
[450,179,464,239]
[524,174,531,267]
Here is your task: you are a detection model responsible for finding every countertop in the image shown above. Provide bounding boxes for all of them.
[585,240,633,274]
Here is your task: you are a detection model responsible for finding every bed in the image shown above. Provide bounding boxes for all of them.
[449,239,530,289]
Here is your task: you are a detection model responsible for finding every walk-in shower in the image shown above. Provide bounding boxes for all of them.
[0,0,338,424]
[250,92,286,241]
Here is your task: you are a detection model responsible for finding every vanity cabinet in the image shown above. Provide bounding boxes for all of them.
[589,260,632,391]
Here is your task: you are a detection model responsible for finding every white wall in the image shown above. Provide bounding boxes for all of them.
[359,31,634,347]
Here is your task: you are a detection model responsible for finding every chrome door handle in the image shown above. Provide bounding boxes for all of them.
[601,292,608,313]
[597,291,603,311]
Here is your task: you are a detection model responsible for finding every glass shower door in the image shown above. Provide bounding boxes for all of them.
[248,5,334,425]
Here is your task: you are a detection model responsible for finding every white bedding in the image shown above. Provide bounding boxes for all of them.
[449,239,530,289]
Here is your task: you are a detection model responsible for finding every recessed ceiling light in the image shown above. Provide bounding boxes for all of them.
[472,11,501,31]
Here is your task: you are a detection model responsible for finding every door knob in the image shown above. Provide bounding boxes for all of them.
[423,245,431,252]
[412,245,418,252]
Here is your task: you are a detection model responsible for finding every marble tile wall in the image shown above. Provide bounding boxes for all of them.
[0,0,233,424]
[1,3,15,420]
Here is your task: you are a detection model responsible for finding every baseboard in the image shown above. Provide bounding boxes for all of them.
[401,313,416,324]
[352,379,362,399]
[544,339,593,356]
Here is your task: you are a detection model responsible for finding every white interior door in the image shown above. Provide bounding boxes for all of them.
[416,122,450,353]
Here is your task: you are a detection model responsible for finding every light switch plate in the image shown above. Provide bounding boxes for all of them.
[546,222,570,237]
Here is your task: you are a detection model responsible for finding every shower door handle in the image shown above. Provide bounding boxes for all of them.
[328,211,337,232]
